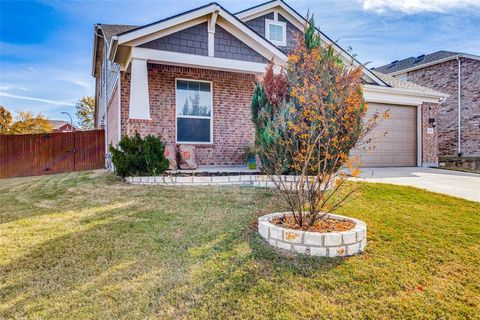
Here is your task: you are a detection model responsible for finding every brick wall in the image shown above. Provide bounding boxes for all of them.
[406,58,480,156]
[121,64,256,165]
[421,102,439,165]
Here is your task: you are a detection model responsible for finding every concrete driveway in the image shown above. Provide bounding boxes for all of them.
[357,167,480,202]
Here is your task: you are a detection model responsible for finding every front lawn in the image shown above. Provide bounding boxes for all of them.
[1,171,479,319]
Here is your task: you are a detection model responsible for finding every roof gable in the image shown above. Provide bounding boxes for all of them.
[109,2,287,65]
[236,0,388,86]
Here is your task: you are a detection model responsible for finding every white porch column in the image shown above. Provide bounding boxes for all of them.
[129,58,150,120]
[208,9,219,57]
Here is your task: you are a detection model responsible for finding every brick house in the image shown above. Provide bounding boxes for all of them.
[92,0,446,168]
[374,51,480,158]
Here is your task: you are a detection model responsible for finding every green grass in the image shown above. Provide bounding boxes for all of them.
[0,171,479,319]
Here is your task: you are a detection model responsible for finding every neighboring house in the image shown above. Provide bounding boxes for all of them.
[47,120,77,132]
[92,0,446,168]
[373,51,480,158]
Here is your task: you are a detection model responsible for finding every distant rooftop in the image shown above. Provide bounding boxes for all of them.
[373,50,461,74]
[47,120,77,129]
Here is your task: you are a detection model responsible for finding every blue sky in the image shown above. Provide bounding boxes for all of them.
[1,0,479,123]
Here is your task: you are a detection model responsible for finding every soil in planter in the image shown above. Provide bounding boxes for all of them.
[271,215,355,232]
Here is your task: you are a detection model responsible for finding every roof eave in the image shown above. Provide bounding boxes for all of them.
[91,25,100,77]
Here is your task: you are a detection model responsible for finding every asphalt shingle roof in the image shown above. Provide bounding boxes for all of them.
[98,24,139,43]
[372,71,446,96]
[372,50,460,74]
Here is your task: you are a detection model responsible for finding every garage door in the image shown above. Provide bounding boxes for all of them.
[350,103,417,167]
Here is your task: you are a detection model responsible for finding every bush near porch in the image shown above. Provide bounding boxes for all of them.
[0,171,479,319]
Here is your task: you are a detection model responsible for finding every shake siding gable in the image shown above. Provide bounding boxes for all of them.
[214,25,267,63]
[140,22,209,56]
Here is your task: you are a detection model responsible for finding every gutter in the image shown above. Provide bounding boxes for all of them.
[363,84,448,100]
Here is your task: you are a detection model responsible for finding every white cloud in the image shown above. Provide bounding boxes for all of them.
[0,92,74,106]
[361,0,480,13]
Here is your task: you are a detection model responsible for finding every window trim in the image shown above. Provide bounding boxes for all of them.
[265,19,286,47]
[175,78,213,145]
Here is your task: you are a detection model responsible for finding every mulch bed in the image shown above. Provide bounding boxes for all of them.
[271,215,355,233]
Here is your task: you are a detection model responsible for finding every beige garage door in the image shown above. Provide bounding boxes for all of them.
[351,103,417,167]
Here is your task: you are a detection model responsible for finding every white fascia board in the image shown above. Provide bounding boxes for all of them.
[363,84,447,106]
[118,4,217,45]
[91,26,99,77]
[131,47,268,74]
[108,37,118,61]
[123,17,208,48]
[387,54,480,76]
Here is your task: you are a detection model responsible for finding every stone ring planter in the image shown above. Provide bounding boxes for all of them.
[258,212,367,257]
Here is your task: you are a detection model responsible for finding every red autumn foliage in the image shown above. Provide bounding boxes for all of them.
[262,63,288,107]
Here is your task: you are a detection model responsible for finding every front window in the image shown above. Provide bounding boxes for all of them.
[176,79,212,144]
[266,19,286,46]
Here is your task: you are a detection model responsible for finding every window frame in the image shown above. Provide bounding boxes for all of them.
[265,19,287,46]
[175,78,213,145]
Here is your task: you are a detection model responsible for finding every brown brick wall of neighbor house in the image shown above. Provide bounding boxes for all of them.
[421,102,439,165]
[120,64,256,165]
[106,84,119,147]
[406,57,480,156]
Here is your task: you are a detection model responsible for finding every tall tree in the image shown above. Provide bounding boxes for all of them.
[75,96,95,130]
[0,106,13,134]
[10,111,53,134]
[251,18,388,228]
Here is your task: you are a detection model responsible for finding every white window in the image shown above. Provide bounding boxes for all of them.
[176,79,213,144]
[265,19,286,46]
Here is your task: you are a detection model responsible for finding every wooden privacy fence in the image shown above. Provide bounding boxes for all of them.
[0,130,105,179]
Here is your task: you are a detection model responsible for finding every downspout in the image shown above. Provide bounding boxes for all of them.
[95,28,109,165]
[457,57,461,156]
[117,71,121,143]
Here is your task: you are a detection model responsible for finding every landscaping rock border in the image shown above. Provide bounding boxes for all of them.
[258,212,367,257]
[125,175,314,188]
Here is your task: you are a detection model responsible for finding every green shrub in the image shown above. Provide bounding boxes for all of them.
[109,132,169,177]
